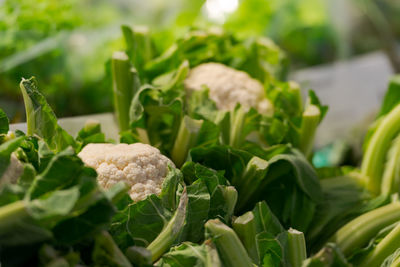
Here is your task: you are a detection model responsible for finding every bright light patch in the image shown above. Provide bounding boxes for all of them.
[204,0,239,23]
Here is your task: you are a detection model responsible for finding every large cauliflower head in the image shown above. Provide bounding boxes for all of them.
[78,143,174,202]
[184,62,273,115]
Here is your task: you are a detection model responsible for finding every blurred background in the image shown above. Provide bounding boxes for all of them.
[1,0,400,133]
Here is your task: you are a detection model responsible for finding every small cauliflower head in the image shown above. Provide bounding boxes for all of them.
[184,62,273,115]
[78,143,174,202]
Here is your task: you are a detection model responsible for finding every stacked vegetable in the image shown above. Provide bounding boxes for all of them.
[1,25,400,267]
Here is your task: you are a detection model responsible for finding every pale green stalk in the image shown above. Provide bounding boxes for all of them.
[147,189,188,262]
[171,116,203,167]
[111,51,138,131]
[361,104,400,194]
[287,228,307,267]
[233,211,259,263]
[360,223,400,267]
[205,219,254,267]
[381,134,400,195]
[331,202,400,256]
[299,104,320,157]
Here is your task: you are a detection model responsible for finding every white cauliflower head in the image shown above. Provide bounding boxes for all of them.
[78,143,174,202]
[184,62,273,115]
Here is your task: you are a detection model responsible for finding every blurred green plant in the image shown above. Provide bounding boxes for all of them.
[223,0,338,67]
[0,0,122,121]
[2,0,399,122]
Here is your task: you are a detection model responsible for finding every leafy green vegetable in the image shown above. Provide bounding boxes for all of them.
[157,242,219,267]
[19,77,76,152]
[190,144,322,232]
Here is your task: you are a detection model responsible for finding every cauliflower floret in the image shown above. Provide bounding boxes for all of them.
[184,62,273,115]
[78,143,174,202]
[0,154,24,187]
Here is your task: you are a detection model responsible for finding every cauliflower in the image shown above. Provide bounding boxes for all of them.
[78,143,174,202]
[0,154,24,187]
[184,62,273,115]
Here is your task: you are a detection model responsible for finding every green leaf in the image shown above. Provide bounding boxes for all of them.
[52,196,115,245]
[252,201,284,236]
[157,242,209,267]
[129,85,183,156]
[267,148,323,203]
[308,90,328,122]
[378,75,400,118]
[127,195,172,247]
[178,179,210,243]
[28,186,80,221]
[27,147,83,199]
[256,232,283,267]
[160,165,183,211]
[19,77,76,152]
[307,175,372,250]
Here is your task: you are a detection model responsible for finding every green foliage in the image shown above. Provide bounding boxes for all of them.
[224,0,337,67]
[0,0,121,119]
[19,77,76,152]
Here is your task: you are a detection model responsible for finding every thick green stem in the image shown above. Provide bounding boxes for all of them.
[111,51,139,131]
[289,81,303,113]
[221,186,237,221]
[233,211,259,264]
[121,25,153,76]
[299,104,320,158]
[235,157,269,213]
[381,134,400,195]
[287,228,307,267]
[229,106,246,148]
[147,189,188,262]
[171,116,203,167]
[205,219,254,267]
[331,202,400,256]
[360,223,400,267]
[361,104,400,194]
[0,200,28,230]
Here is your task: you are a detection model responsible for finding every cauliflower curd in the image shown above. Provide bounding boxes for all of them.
[78,143,174,202]
[184,62,273,115]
